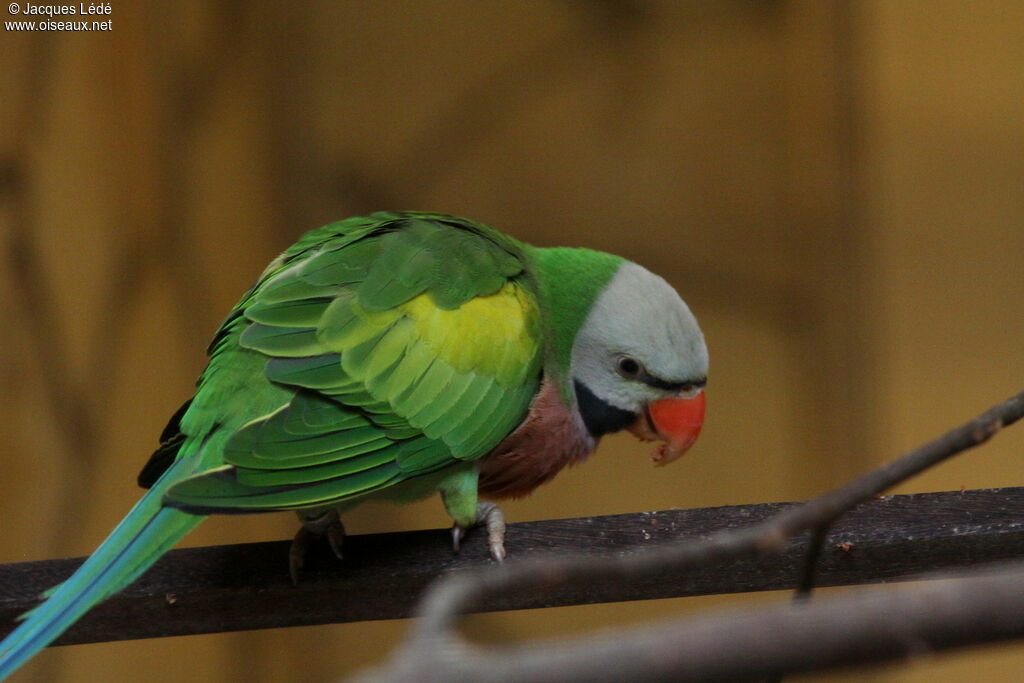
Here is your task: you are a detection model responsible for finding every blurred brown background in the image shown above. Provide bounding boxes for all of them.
[2,1,1022,681]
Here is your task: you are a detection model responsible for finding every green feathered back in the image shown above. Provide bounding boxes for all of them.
[161,212,543,512]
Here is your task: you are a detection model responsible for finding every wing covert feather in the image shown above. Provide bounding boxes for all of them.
[164,214,543,513]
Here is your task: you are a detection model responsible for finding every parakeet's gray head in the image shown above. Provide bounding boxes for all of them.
[570,261,708,465]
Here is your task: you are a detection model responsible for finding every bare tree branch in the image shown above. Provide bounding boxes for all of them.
[2,487,1021,646]
[353,561,1024,683]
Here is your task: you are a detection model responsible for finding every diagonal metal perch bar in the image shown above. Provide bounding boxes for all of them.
[1,487,1023,647]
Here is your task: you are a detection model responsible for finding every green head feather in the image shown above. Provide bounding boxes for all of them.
[522,245,624,401]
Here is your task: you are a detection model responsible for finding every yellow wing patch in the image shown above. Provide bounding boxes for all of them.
[309,279,541,460]
[401,281,538,386]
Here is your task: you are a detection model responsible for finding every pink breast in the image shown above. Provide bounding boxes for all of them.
[477,378,596,499]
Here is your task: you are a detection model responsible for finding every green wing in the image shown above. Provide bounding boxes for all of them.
[163,213,542,513]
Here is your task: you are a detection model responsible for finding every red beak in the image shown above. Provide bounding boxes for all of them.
[629,391,705,466]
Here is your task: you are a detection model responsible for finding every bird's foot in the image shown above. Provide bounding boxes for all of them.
[289,508,345,585]
[451,501,506,562]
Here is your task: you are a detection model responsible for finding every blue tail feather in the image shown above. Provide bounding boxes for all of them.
[0,464,205,680]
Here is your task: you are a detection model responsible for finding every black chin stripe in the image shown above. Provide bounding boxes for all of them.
[574,380,636,438]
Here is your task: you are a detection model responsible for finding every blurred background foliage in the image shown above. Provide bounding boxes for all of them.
[1,1,1022,681]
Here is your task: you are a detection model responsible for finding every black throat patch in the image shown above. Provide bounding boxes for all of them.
[574,380,636,438]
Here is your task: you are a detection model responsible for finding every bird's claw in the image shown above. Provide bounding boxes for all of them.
[326,522,345,560]
[451,502,506,562]
[451,524,465,553]
[289,509,346,585]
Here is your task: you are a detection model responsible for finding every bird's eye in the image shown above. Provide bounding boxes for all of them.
[616,356,642,379]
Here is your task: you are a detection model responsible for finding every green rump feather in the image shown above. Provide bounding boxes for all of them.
[0,211,627,679]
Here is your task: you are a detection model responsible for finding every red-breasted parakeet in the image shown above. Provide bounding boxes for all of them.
[0,212,707,677]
